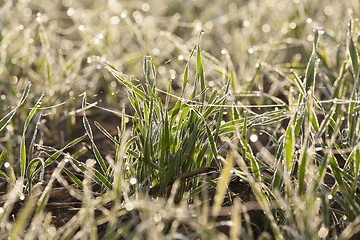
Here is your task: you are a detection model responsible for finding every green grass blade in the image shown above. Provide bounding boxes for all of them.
[285,123,294,173]
[95,121,120,145]
[63,168,83,189]
[0,149,6,167]
[0,83,31,132]
[0,109,17,133]
[0,170,8,179]
[348,22,359,79]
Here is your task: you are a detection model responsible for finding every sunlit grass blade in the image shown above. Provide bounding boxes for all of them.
[348,21,359,80]
[285,122,294,173]
[0,149,6,167]
[95,121,120,145]
[20,95,43,179]
[0,83,31,132]
[212,152,234,217]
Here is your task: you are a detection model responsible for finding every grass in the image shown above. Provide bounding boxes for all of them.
[1,0,360,239]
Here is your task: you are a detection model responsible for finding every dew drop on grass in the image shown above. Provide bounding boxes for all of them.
[125,202,134,211]
[261,24,271,33]
[87,57,92,64]
[78,25,85,31]
[195,22,202,31]
[0,95,5,100]
[318,226,329,238]
[248,48,254,54]
[141,3,150,12]
[48,226,57,236]
[178,55,184,61]
[110,16,120,25]
[20,195,25,201]
[221,49,226,55]
[120,12,127,19]
[250,134,258,142]
[4,162,10,168]
[129,178,137,185]
[153,213,161,222]
[67,8,74,16]
[152,48,160,56]
[328,194,333,200]
[243,20,250,27]
[306,18,312,24]
[289,22,296,29]
[23,8,32,17]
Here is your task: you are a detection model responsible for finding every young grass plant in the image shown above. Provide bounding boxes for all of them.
[104,45,230,198]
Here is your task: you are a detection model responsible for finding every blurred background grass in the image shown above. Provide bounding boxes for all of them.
[1,0,358,109]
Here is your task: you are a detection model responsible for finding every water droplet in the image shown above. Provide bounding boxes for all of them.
[120,12,127,19]
[306,18,312,24]
[243,20,250,27]
[323,5,334,16]
[289,22,296,29]
[67,7,74,16]
[125,202,134,211]
[221,49,226,55]
[261,24,271,33]
[153,213,161,222]
[318,226,329,238]
[129,177,137,185]
[87,57,92,63]
[4,162,10,168]
[248,48,254,54]
[23,8,32,17]
[250,134,258,142]
[141,3,150,12]
[178,55,184,61]
[110,16,120,25]
[78,25,85,31]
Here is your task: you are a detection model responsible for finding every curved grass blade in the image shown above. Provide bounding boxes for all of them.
[0,149,6,167]
[0,83,31,132]
[20,95,43,178]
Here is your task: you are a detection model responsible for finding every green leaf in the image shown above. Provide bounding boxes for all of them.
[0,170,8,179]
[0,149,6,167]
[95,121,120,146]
[0,83,31,132]
[183,63,189,92]
[304,50,316,93]
[285,123,294,173]
[348,22,359,79]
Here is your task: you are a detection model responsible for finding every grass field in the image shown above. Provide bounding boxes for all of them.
[1,0,360,239]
